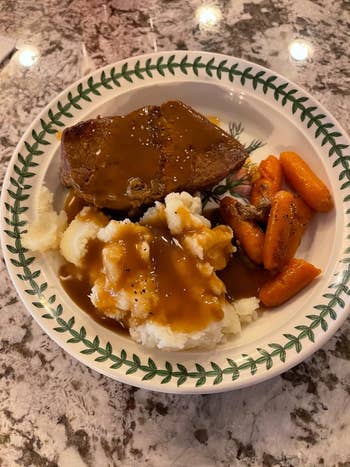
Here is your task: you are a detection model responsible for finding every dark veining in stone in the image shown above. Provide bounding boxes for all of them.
[194,428,208,445]
[234,438,256,461]
[281,348,343,395]
[16,438,58,467]
[57,415,91,464]
[0,434,10,445]
[0,365,15,379]
[262,452,294,467]
[332,334,350,360]
[290,407,324,446]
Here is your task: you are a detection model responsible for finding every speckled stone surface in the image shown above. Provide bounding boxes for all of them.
[1,1,350,466]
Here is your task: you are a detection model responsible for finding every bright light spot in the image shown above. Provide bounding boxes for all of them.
[196,5,222,28]
[18,46,39,67]
[289,40,311,61]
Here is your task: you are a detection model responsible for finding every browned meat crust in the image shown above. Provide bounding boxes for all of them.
[61,100,248,211]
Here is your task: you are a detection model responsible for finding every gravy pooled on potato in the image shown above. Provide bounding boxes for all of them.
[59,192,241,348]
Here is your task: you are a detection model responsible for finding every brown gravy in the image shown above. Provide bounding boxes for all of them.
[83,108,165,207]
[148,226,223,332]
[60,245,271,336]
[62,101,242,211]
[59,262,128,335]
[59,192,271,335]
[59,214,225,334]
[64,190,87,223]
[218,252,274,300]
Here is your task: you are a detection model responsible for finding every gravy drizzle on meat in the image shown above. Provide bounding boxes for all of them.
[61,100,248,213]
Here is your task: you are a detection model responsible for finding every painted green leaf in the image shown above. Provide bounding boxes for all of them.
[195,363,205,373]
[133,354,141,366]
[110,360,123,370]
[67,337,81,344]
[48,294,56,304]
[177,375,187,386]
[95,355,109,363]
[148,358,156,370]
[180,55,188,74]
[41,313,54,320]
[126,365,138,375]
[161,374,172,384]
[67,317,75,328]
[196,376,206,387]
[213,374,223,385]
[81,348,96,355]
[142,372,156,381]
[165,361,173,372]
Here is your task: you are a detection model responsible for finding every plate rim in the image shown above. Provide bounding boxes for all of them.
[1,50,350,394]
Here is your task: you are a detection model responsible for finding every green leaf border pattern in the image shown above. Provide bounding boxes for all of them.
[3,54,350,388]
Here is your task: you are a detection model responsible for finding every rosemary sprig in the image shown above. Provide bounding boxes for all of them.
[202,121,265,208]
[245,139,265,154]
[229,120,266,154]
[201,177,249,207]
[229,121,244,139]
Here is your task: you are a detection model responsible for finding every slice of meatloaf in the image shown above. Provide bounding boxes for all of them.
[60,100,248,211]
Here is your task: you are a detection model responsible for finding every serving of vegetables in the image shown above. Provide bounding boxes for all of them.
[220,151,333,308]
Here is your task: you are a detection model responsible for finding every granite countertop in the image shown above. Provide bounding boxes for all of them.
[1,0,350,466]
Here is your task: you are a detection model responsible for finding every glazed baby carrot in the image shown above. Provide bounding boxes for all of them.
[280,151,333,212]
[250,155,282,208]
[220,197,265,265]
[259,258,321,307]
[286,196,313,261]
[263,191,296,271]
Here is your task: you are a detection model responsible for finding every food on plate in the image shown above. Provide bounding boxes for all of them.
[280,151,333,212]
[259,258,321,307]
[263,191,312,271]
[58,192,259,350]
[220,197,265,265]
[250,155,282,209]
[25,187,261,350]
[219,150,334,305]
[22,98,334,350]
[286,196,313,262]
[219,252,274,301]
[21,186,67,252]
[207,115,221,126]
[61,100,248,212]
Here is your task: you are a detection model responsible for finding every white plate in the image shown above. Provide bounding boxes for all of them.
[1,51,350,394]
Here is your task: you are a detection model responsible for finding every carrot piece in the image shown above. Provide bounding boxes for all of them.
[280,151,333,212]
[287,196,313,260]
[250,155,282,208]
[259,258,321,307]
[235,221,265,265]
[263,191,295,271]
[220,197,265,265]
[263,191,312,271]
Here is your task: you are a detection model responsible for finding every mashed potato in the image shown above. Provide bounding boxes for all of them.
[60,207,108,267]
[23,189,260,351]
[22,186,67,252]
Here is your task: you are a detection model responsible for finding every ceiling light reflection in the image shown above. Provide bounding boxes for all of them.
[18,46,39,67]
[196,5,222,28]
[289,40,311,61]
